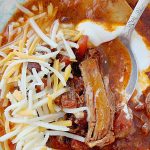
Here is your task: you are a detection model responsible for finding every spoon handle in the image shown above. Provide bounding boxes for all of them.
[122,0,149,39]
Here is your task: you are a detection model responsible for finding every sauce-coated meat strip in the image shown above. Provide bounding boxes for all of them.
[80,58,115,148]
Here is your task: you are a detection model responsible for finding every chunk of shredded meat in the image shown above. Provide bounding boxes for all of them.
[55,77,85,108]
[80,58,115,148]
[87,47,133,139]
[145,92,150,118]
[61,91,78,108]
[114,104,133,138]
[27,62,41,72]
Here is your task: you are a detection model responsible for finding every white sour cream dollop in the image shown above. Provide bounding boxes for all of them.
[76,20,124,46]
[77,20,150,72]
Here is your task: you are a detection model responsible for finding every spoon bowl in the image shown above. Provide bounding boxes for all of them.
[119,0,150,100]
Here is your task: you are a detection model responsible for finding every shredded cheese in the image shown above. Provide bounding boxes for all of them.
[29,112,65,122]
[52,120,72,127]
[36,45,51,53]
[29,18,57,48]
[0,52,16,67]
[46,131,85,142]
[20,25,29,52]
[33,98,48,109]
[4,64,21,79]
[36,51,60,59]
[38,1,44,13]
[20,63,27,99]
[6,92,17,104]
[28,36,40,55]
[13,90,23,101]
[28,90,33,110]
[0,51,7,58]
[47,95,55,113]
[59,32,76,60]
[53,59,59,92]
[32,68,43,87]
[0,36,2,46]
[5,120,10,134]
[17,109,35,117]
[12,126,38,144]
[0,127,21,142]
[50,20,59,42]
[7,75,21,83]
[33,12,47,20]
[0,2,83,149]
[40,132,50,147]
[30,121,69,131]
[47,3,53,17]
[63,107,88,114]
[58,65,71,89]
[16,2,34,17]
[4,141,10,150]
[2,59,66,86]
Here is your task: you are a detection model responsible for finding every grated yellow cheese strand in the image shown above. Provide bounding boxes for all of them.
[4,64,21,79]
[50,7,58,22]
[18,109,35,117]
[58,65,71,90]
[19,25,29,52]
[47,3,53,17]
[13,51,44,61]
[62,29,77,36]
[47,95,55,113]
[41,147,48,150]
[5,120,10,134]
[139,71,150,91]
[1,61,13,74]
[16,2,34,17]
[0,52,15,67]
[2,116,10,150]
[13,90,23,101]
[19,40,23,52]
[73,32,82,41]
[0,143,4,150]
[62,29,81,41]
[0,51,44,69]
[38,1,44,13]
[1,51,45,79]
[53,60,59,92]
[4,141,10,150]
[28,36,40,55]
[39,127,46,132]
[7,75,21,83]
[52,120,72,127]
[22,25,29,45]
[0,117,4,126]
[2,97,8,107]
[0,35,2,46]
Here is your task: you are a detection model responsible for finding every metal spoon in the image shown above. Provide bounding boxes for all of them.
[119,0,150,100]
